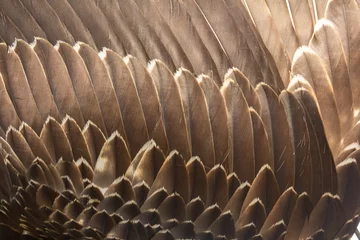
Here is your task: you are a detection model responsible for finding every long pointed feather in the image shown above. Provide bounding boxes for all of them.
[125,55,169,155]
[175,69,215,170]
[101,48,149,157]
[309,19,353,136]
[221,79,255,182]
[243,0,291,85]
[151,0,221,85]
[19,0,75,45]
[0,43,43,133]
[148,60,191,160]
[32,38,85,127]
[14,39,61,122]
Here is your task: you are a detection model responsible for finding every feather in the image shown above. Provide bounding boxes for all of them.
[256,83,294,192]
[118,0,175,71]
[242,0,291,85]
[186,197,205,222]
[132,0,194,72]
[291,46,341,155]
[158,193,186,222]
[56,158,84,195]
[181,0,231,82]
[260,187,298,232]
[235,223,257,240]
[0,0,46,41]
[32,38,85,127]
[175,69,215,169]
[55,41,106,135]
[315,0,328,19]
[105,177,135,202]
[309,19,353,135]
[194,204,221,233]
[223,0,282,89]
[95,0,149,64]
[133,181,149,207]
[264,0,300,59]
[170,221,195,239]
[279,91,312,196]
[0,43,43,133]
[131,142,165,187]
[19,0,74,45]
[223,182,250,222]
[45,0,96,49]
[206,164,228,209]
[209,211,235,239]
[186,157,207,203]
[224,68,261,113]
[325,0,360,116]
[194,0,263,84]
[36,184,59,207]
[240,165,280,216]
[336,158,360,220]
[0,153,12,200]
[221,79,255,182]
[125,55,169,154]
[236,198,267,233]
[87,210,115,234]
[116,201,140,220]
[82,121,106,167]
[249,108,273,173]
[151,0,221,84]
[0,137,25,174]
[76,158,94,182]
[141,188,168,212]
[75,42,124,138]
[335,215,360,239]
[67,0,125,55]
[147,151,190,203]
[61,116,92,166]
[300,193,345,239]
[6,127,35,168]
[148,60,191,160]
[0,8,24,45]
[292,88,338,197]
[288,0,315,45]
[227,173,241,198]
[40,117,73,163]
[101,48,149,157]
[124,140,157,182]
[13,39,61,122]
[285,192,313,240]
[197,74,229,168]
[0,73,21,131]
[259,220,286,240]
[96,194,124,214]
[93,132,131,190]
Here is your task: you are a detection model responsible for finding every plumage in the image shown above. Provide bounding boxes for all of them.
[0,1,358,239]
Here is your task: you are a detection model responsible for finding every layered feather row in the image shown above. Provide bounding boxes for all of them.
[0,39,356,239]
[0,0,359,239]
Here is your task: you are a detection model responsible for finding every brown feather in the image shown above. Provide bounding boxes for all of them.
[0,43,43,133]
[175,69,215,169]
[0,0,46,41]
[56,41,106,135]
[93,132,131,190]
[221,79,255,181]
[19,0,75,45]
[101,48,149,157]
[148,60,191,160]
[125,55,169,155]
[32,38,85,127]
[75,42,125,138]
